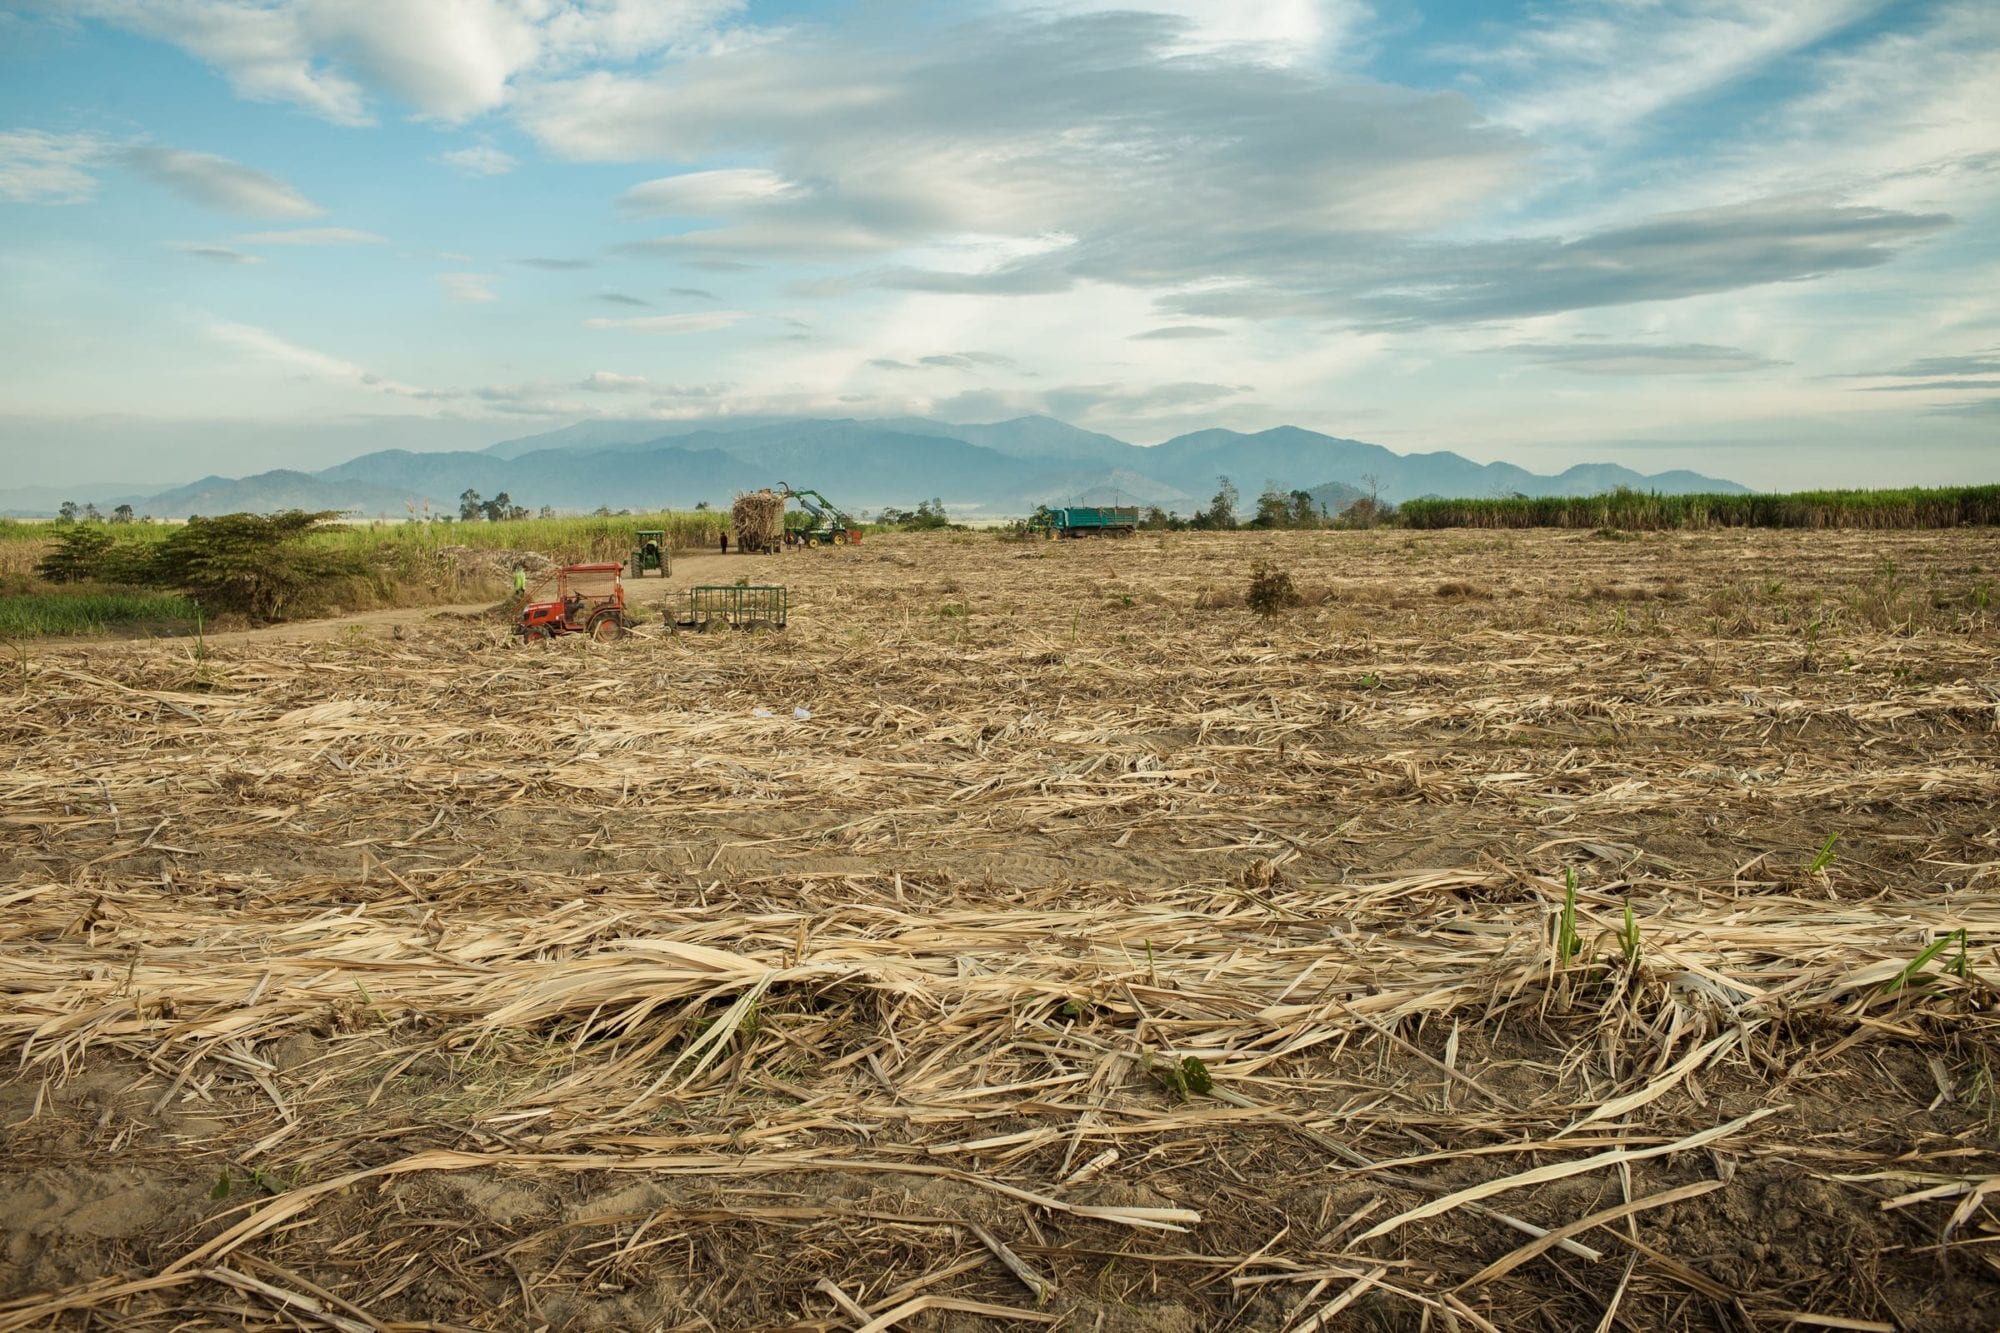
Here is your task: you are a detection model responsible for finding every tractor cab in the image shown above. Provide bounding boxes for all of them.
[517,563,631,641]
[631,530,669,577]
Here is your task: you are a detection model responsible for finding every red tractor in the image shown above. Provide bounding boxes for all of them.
[516,563,632,642]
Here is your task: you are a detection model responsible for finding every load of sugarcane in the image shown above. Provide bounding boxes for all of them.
[731,489,787,553]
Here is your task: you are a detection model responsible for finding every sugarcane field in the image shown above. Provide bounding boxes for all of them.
[3,525,1999,1333]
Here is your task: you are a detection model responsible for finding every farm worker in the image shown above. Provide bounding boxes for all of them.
[720,531,729,555]
[512,564,527,597]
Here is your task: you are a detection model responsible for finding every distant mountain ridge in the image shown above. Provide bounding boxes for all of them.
[13,415,1751,519]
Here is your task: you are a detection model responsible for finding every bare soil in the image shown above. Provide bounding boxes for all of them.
[3,528,1997,1331]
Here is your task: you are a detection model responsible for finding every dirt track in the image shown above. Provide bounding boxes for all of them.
[152,550,752,646]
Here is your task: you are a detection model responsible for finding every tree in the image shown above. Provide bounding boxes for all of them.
[145,510,364,621]
[459,489,483,521]
[111,504,135,524]
[477,492,527,522]
[536,506,555,520]
[1289,490,1318,527]
[881,499,952,531]
[1252,485,1292,529]
[36,525,116,583]
[1340,473,1388,529]
[57,500,79,523]
[82,502,102,522]
[1199,476,1239,531]
[694,500,711,511]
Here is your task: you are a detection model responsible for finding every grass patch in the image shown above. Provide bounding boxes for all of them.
[0,588,200,637]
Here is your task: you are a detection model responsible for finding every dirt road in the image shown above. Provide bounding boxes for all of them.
[35,548,775,649]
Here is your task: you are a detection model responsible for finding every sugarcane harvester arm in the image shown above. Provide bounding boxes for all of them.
[776,483,862,546]
[778,483,851,529]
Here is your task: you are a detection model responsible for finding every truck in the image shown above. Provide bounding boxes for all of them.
[1036,505,1141,538]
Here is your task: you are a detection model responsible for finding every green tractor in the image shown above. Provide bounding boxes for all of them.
[778,483,864,547]
[630,530,670,577]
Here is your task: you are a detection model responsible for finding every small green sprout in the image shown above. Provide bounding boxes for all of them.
[1555,866,1583,962]
[1146,1054,1213,1101]
[1884,929,1967,996]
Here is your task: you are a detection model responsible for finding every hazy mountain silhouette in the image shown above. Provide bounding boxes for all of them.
[87,415,1750,518]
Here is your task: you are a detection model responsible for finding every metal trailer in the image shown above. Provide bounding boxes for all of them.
[1043,505,1141,538]
[676,584,789,632]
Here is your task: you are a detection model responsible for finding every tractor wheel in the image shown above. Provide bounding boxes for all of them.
[588,612,628,642]
[806,536,820,548]
[833,530,848,545]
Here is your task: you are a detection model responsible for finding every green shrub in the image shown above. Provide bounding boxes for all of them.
[34,525,117,583]
[146,510,366,620]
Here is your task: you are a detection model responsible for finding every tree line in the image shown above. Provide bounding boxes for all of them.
[55,500,140,524]
[36,510,364,621]
[1129,475,1392,531]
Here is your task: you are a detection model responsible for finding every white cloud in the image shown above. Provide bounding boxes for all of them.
[1492,341,1785,375]
[576,370,651,391]
[438,144,519,176]
[1131,325,1227,340]
[625,221,904,259]
[1461,1,1884,139]
[0,134,333,220]
[583,312,746,334]
[169,242,264,264]
[1011,0,1370,67]
[525,11,1529,291]
[0,130,108,203]
[121,146,322,217]
[438,272,498,303]
[202,317,432,397]
[235,226,387,245]
[1666,3,2000,214]
[619,167,796,215]
[70,0,746,124]
[80,1,374,125]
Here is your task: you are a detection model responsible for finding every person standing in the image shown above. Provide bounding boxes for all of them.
[512,564,527,598]
[720,531,729,555]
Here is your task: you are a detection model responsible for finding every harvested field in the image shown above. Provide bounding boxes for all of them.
[3,527,1998,1332]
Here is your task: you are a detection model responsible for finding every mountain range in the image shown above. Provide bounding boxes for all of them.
[1,416,1749,519]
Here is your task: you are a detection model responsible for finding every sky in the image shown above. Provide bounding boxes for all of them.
[0,0,1995,491]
